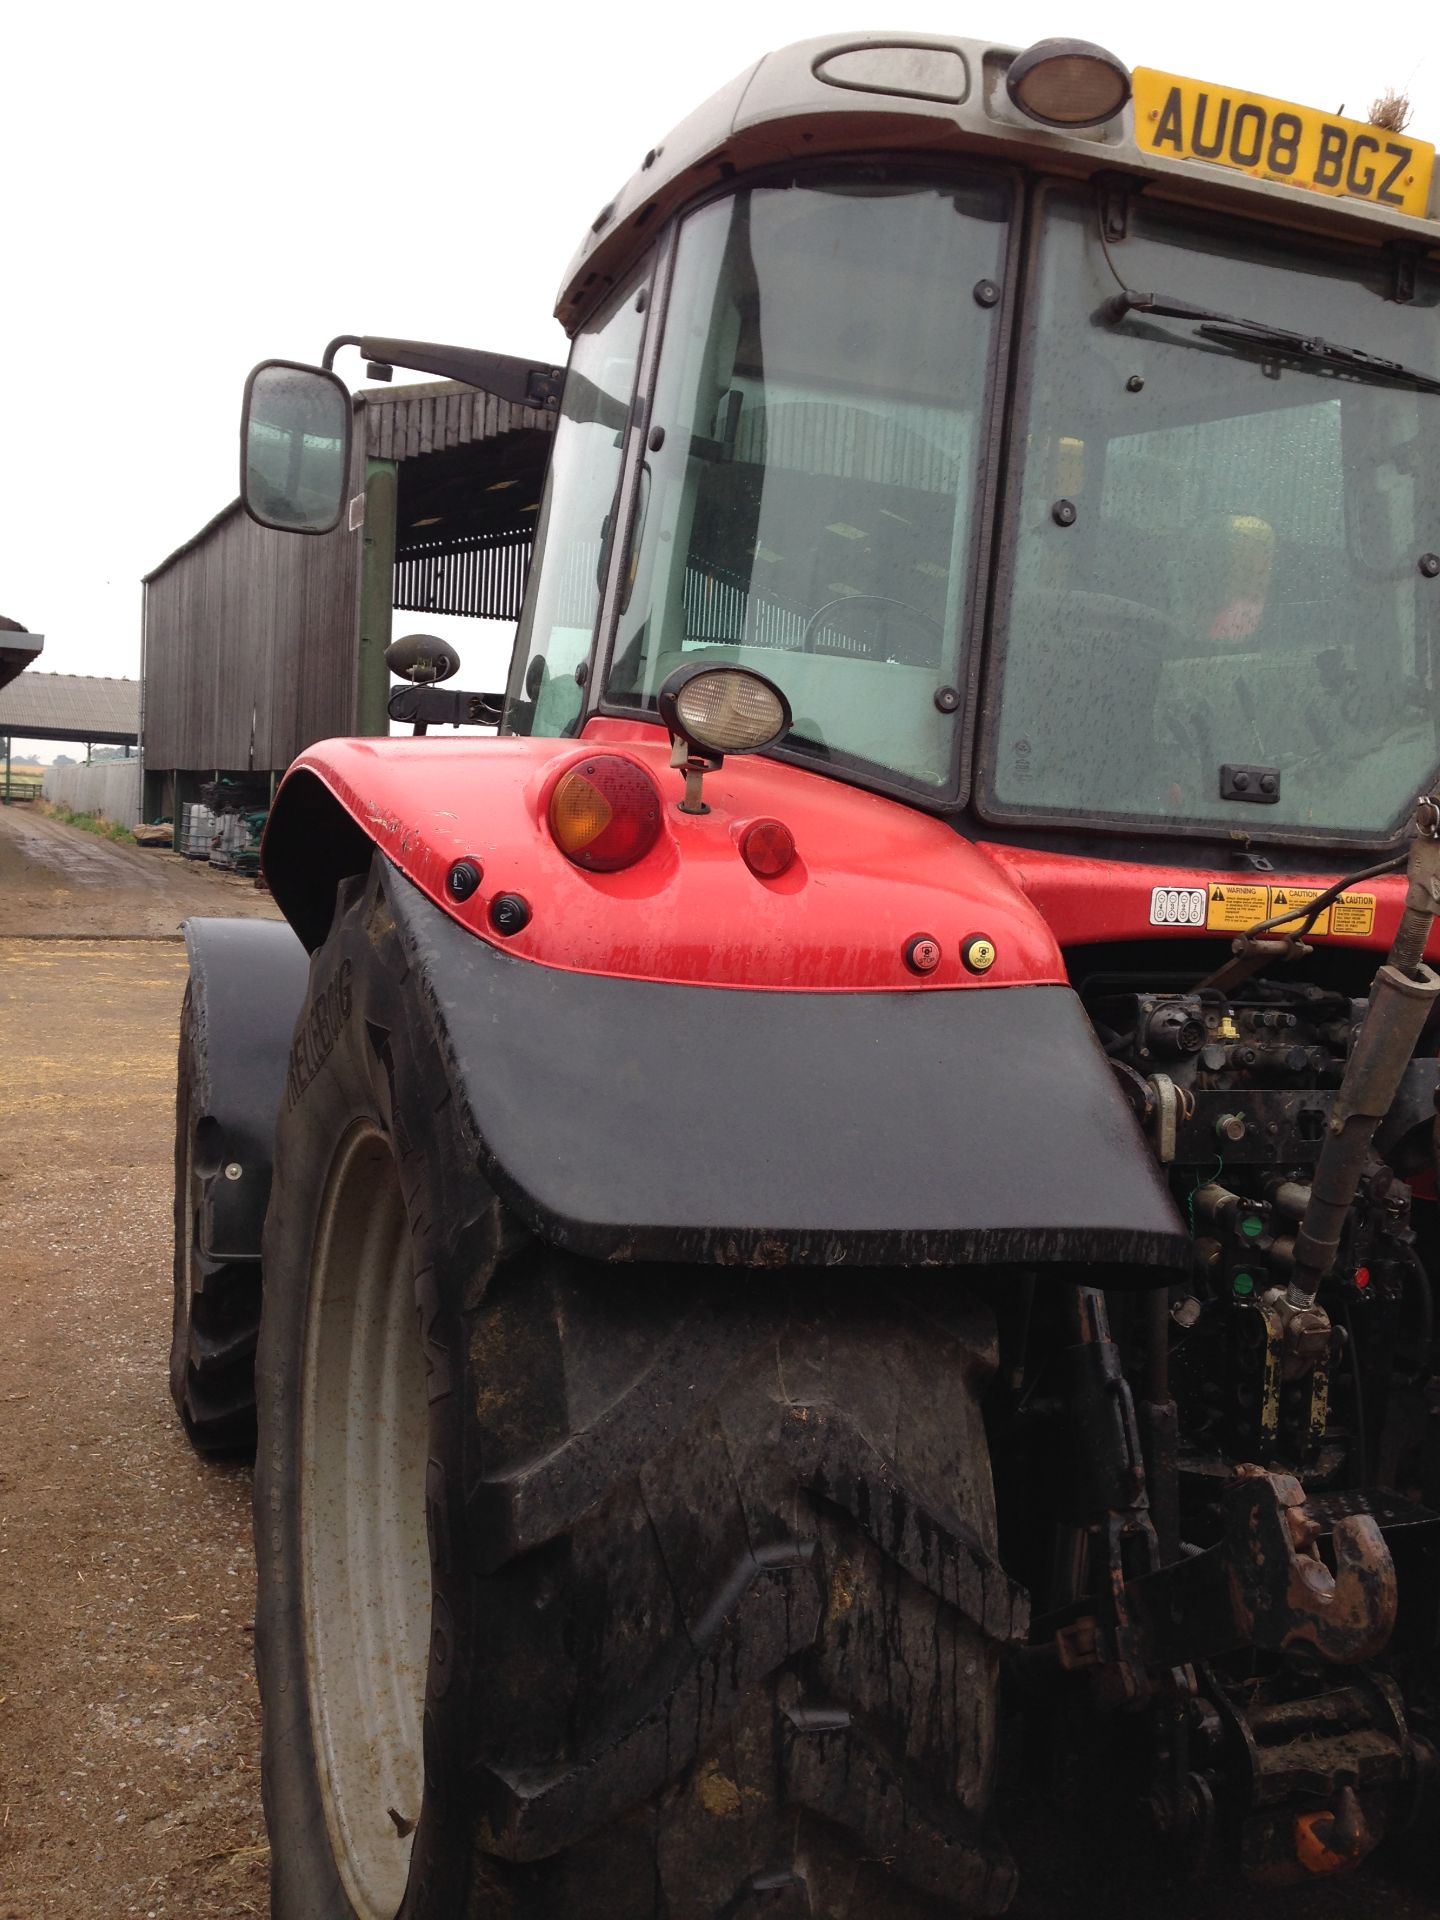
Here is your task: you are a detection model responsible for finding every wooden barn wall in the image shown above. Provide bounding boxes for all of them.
[144,475,364,772]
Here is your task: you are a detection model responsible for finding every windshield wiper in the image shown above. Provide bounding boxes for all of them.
[1106,290,1440,397]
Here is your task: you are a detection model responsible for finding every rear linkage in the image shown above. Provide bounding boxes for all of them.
[1019,795,1440,1883]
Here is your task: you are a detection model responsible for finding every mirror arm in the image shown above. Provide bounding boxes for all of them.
[321,334,364,371]
[323,334,564,413]
[388,685,505,730]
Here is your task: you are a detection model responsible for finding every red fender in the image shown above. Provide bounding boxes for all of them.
[275,717,1064,993]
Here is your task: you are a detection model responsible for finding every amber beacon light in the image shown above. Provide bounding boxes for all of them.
[1006,38,1131,129]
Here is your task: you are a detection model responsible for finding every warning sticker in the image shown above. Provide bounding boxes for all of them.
[1205,883,1269,932]
[1268,886,1330,936]
[1147,880,1384,939]
[1331,892,1377,937]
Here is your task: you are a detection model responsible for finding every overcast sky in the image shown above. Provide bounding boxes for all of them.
[5,0,1435,754]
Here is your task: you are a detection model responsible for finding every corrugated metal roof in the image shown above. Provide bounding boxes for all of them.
[0,672,139,743]
[0,629,43,694]
[362,378,555,462]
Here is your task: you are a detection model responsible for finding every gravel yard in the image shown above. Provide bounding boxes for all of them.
[0,805,279,1916]
[0,803,281,941]
[0,937,269,1916]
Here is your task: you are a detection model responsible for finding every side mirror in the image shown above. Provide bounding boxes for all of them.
[241,360,352,534]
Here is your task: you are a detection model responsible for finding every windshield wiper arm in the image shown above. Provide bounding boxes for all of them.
[1106,290,1440,397]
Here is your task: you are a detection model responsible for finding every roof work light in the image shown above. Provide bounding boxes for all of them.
[658,664,792,815]
[1006,38,1131,129]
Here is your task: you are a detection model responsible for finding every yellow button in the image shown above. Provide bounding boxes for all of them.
[963,936,997,974]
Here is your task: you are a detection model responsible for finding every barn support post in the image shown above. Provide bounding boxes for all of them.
[357,458,398,739]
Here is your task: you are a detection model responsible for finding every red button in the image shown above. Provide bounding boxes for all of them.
[905,935,941,975]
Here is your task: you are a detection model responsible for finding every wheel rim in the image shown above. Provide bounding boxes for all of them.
[301,1126,428,1918]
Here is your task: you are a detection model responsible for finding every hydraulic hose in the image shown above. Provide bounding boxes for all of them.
[1287,801,1440,1309]
[1389,813,1440,973]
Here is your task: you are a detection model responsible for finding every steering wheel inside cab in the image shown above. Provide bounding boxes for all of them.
[800,594,942,666]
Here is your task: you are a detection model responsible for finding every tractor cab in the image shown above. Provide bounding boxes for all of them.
[498,50,1440,858]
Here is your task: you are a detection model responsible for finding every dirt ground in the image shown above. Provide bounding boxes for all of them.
[0,803,282,940]
[1,806,1438,1919]
[0,806,278,1916]
[0,941,269,1915]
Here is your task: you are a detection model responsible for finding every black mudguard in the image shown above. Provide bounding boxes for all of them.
[377,860,1190,1278]
[182,917,311,1260]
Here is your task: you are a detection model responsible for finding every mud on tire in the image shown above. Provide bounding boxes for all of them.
[255,865,1025,1919]
[170,983,261,1454]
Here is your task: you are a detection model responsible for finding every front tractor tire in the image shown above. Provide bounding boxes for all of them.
[255,869,1021,1920]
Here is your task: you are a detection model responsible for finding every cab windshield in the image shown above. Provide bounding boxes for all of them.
[984,189,1440,842]
[603,171,1011,792]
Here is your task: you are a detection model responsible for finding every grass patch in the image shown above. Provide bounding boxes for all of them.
[44,802,136,846]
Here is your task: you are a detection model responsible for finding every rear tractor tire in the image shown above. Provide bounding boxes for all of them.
[169,983,262,1454]
[254,869,1024,1919]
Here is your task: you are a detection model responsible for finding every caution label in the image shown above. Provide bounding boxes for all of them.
[1268,886,1330,936]
[1206,883,1270,932]
[1331,892,1377,937]
[1154,882,1382,939]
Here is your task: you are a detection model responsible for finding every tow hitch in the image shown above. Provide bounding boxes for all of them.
[1023,1282,1440,1882]
[1134,1466,1397,1668]
[1131,1470,1430,1881]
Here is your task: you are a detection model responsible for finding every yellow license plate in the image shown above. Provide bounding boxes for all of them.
[1133,67,1434,218]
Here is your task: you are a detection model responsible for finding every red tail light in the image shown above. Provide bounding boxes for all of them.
[548,756,662,872]
[738,818,796,879]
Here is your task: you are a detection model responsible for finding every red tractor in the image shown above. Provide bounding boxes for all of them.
[171,30,1440,1918]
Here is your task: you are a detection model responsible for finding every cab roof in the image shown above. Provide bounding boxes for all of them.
[557,31,1440,332]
